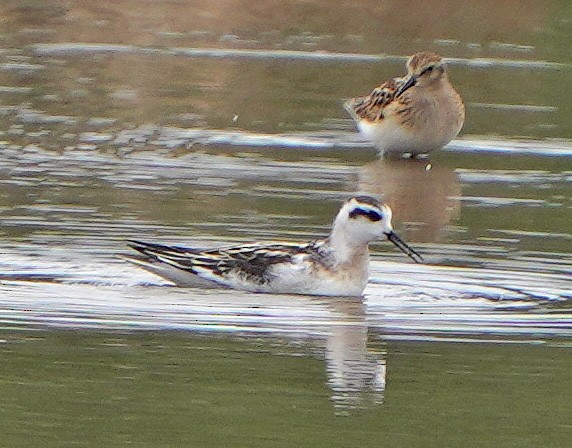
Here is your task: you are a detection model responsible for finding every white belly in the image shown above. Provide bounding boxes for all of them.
[356,90,464,156]
[264,262,369,297]
[358,116,456,156]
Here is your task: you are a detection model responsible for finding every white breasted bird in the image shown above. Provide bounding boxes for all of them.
[345,52,465,158]
[125,196,422,297]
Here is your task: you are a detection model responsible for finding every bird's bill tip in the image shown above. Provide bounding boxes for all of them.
[395,75,416,97]
[385,231,423,263]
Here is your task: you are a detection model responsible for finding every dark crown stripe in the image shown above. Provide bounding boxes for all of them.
[351,195,381,208]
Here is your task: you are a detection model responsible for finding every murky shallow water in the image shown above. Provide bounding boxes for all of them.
[0,0,571,445]
[1,145,570,336]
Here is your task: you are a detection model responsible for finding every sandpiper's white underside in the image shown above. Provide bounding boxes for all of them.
[356,103,462,157]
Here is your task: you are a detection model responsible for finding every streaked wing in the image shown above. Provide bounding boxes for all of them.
[345,77,403,121]
[128,240,325,285]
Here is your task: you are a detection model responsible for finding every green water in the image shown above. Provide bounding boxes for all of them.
[1,332,571,447]
[1,0,571,445]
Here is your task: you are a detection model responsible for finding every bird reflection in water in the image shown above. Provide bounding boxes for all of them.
[320,297,386,414]
[359,158,461,243]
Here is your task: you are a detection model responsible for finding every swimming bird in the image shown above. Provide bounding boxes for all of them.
[344,52,465,158]
[125,196,422,296]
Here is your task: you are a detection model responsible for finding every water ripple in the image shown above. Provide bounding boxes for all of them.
[29,44,570,69]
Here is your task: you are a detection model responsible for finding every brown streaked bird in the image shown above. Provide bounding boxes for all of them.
[344,52,465,158]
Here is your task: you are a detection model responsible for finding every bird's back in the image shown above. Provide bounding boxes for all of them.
[127,239,333,292]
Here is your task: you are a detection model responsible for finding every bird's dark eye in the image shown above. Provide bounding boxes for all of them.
[421,66,434,76]
[349,208,382,222]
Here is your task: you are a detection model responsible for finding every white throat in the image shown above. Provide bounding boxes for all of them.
[328,222,370,266]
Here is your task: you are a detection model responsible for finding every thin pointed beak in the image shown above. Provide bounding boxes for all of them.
[385,231,423,263]
[395,75,416,97]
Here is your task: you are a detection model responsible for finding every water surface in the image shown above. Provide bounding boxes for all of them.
[0,0,571,446]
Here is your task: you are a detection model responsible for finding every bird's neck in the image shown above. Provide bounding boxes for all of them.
[427,75,453,94]
[327,227,370,267]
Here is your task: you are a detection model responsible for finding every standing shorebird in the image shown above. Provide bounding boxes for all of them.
[125,196,422,297]
[344,52,465,158]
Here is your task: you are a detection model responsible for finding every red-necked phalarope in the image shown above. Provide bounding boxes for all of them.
[125,196,422,297]
[344,52,465,158]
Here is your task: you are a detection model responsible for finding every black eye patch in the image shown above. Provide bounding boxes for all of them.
[420,66,434,76]
[349,207,383,222]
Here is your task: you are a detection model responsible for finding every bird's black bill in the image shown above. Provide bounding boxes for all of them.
[385,231,423,263]
[395,75,416,97]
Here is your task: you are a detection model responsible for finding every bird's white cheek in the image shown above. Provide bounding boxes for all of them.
[365,226,386,243]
